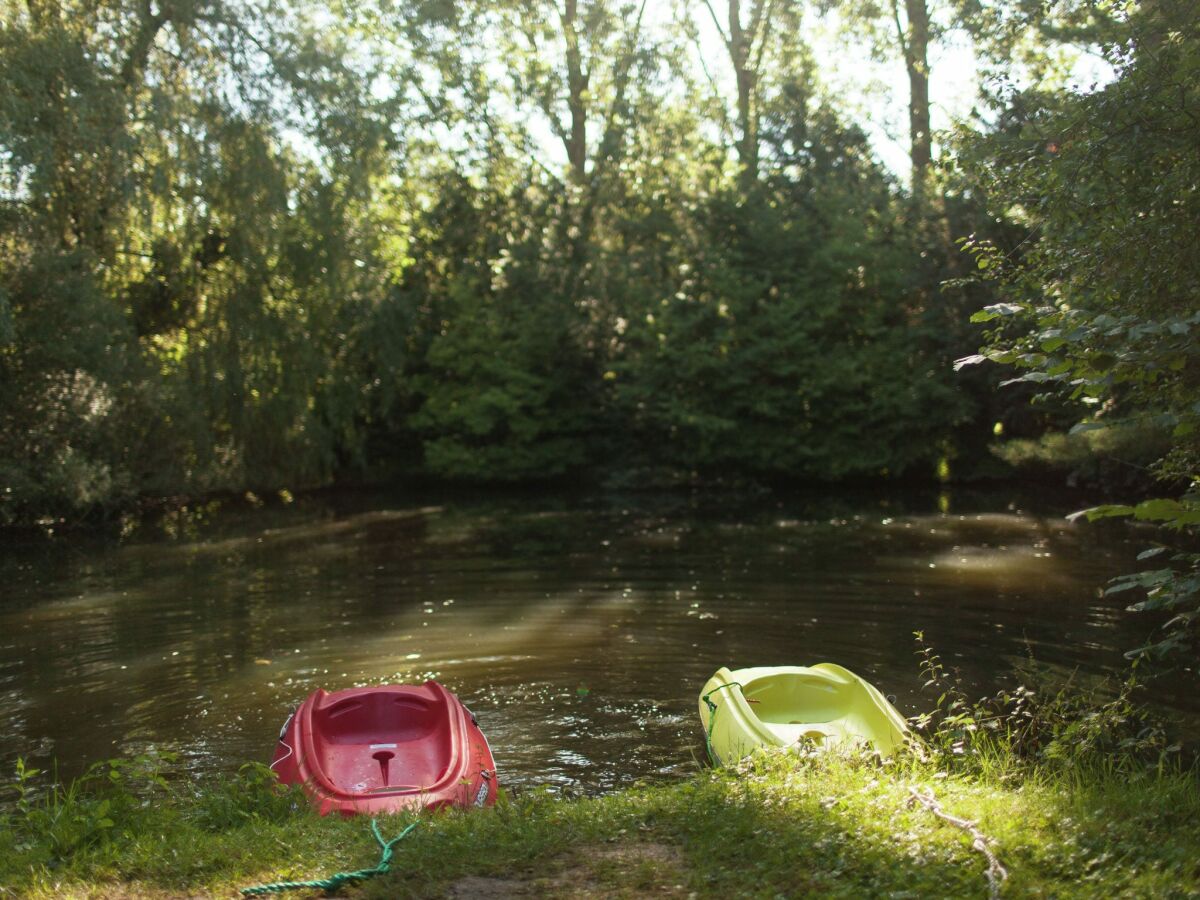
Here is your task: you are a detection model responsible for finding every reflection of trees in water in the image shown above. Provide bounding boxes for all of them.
[0,491,1157,787]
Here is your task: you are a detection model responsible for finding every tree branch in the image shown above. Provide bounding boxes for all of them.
[749,0,777,82]
[890,0,909,59]
[907,786,1008,900]
[594,0,649,176]
[120,0,170,89]
[518,10,569,146]
[701,0,734,58]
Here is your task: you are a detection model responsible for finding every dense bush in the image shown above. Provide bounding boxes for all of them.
[910,633,1174,773]
[957,0,1200,656]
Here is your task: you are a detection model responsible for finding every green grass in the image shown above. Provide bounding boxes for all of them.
[3,750,1199,899]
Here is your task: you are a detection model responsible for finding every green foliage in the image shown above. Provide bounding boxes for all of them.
[188,763,304,831]
[7,754,173,862]
[400,173,598,481]
[956,2,1199,454]
[606,100,964,479]
[1089,513,1200,659]
[0,0,1022,518]
[990,421,1173,493]
[956,0,1200,657]
[0,0,399,523]
[383,59,972,484]
[910,633,1174,773]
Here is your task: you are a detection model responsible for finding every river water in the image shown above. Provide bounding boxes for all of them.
[0,487,1189,793]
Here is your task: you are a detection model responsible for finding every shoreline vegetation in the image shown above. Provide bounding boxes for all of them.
[5,650,1198,899]
[0,462,1156,543]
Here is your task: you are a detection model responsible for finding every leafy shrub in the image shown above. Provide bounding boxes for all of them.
[6,753,172,861]
[909,633,1174,773]
[1084,495,1200,659]
[991,422,1173,494]
[187,762,304,831]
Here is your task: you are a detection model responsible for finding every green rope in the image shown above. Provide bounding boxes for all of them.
[240,818,419,896]
[701,681,743,767]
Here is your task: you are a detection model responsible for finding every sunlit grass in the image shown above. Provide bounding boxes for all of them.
[4,747,1198,898]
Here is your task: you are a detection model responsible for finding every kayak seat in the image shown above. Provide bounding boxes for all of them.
[764,721,840,745]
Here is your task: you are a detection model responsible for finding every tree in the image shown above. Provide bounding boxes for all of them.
[506,0,650,184]
[395,168,601,481]
[0,0,402,521]
[607,81,966,480]
[957,0,1200,656]
[895,0,932,204]
[690,0,803,187]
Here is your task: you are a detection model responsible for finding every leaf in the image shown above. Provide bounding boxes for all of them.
[1104,581,1142,595]
[953,354,987,370]
[971,303,1024,323]
[1000,371,1059,386]
[1137,547,1168,560]
[1069,422,1106,434]
[1083,504,1136,521]
[1131,499,1200,525]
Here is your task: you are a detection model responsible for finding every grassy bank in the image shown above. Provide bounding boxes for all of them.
[3,746,1199,899]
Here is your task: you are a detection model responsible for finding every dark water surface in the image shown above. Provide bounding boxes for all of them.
[0,488,1192,793]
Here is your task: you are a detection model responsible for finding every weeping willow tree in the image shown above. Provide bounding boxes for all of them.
[0,0,402,521]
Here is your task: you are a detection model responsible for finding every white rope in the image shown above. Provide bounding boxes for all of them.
[269,713,295,771]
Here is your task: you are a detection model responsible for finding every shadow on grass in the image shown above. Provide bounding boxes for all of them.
[7,752,1200,898]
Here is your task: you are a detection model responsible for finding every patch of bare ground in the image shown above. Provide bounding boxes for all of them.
[444,875,534,899]
[445,843,688,899]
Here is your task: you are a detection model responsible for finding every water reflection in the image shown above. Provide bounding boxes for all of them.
[0,489,1184,792]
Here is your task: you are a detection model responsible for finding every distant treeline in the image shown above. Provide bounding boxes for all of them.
[1,0,1193,524]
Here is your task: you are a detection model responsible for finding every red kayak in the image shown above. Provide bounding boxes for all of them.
[270,681,497,815]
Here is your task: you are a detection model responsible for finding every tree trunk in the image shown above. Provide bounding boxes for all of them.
[562,0,588,182]
[900,0,931,205]
[728,0,758,184]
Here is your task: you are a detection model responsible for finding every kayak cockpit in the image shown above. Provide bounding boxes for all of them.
[310,690,454,794]
[742,671,855,747]
[700,664,909,762]
[272,681,497,814]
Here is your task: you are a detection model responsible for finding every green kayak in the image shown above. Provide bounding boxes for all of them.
[698,663,908,764]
